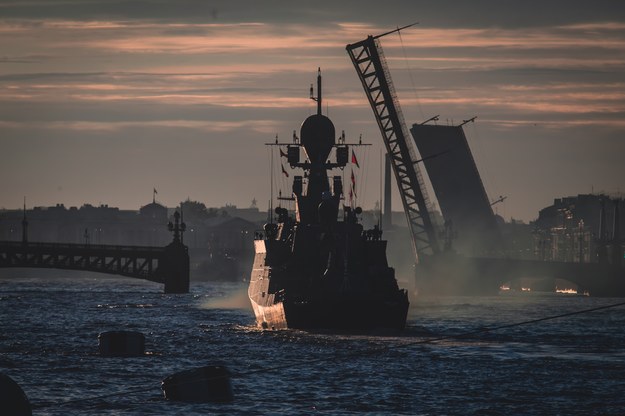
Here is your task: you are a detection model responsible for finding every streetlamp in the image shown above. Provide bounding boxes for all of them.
[190,228,197,248]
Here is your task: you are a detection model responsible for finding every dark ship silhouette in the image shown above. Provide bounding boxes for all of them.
[248,69,409,331]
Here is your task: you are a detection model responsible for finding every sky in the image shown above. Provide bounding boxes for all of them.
[1,0,624,222]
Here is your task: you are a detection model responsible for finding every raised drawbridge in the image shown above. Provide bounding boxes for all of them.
[346,28,440,262]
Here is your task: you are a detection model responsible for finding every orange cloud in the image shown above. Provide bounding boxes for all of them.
[0,119,282,134]
[1,18,624,132]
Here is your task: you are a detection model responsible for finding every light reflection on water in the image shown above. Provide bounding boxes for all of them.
[1,271,625,415]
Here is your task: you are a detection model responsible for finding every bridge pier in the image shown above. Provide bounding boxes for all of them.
[161,241,190,294]
[161,210,190,294]
[414,253,625,296]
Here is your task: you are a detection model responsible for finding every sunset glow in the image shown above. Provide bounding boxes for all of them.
[1,1,624,219]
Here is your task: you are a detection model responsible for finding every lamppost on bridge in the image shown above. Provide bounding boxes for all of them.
[167,211,186,245]
[163,211,189,294]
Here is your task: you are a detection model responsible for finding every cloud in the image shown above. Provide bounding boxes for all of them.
[0,54,54,63]
[1,1,624,28]
[0,119,281,133]
[1,6,625,220]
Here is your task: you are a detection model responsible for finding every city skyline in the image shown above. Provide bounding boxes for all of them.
[1,1,624,222]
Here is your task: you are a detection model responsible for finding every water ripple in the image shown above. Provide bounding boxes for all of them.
[1,276,625,415]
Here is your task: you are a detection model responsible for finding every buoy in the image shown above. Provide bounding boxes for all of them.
[98,331,145,357]
[162,365,233,402]
[0,373,32,416]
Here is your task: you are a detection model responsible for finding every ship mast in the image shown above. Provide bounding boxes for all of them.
[310,67,322,116]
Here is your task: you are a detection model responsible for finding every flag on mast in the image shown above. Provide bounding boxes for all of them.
[351,150,360,168]
[281,163,289,178]
[350,169,357,201]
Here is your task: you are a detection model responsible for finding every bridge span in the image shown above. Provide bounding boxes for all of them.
[416,254,625,297]
[0,211,189,293]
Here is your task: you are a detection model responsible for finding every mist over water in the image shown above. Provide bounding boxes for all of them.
[200,285,250,310]
[1,272,625,415]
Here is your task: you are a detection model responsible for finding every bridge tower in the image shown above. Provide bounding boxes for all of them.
[597,198,609,264]
[162,211,190,293]
[613,200,623,267]
[21,200,28,245]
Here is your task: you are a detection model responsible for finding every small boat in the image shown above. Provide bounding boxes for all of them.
[248,69,409,331]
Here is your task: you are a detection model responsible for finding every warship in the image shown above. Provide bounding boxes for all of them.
[248,69,409,331]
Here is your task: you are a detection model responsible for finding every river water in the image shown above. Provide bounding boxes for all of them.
[1,270,625,415]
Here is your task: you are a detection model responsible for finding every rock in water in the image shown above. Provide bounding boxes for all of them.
[162,365,233,402]
[0,373,32,416]
[98,331,145,357]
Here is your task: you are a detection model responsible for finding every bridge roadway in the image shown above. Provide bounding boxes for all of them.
[0,240,189,294]
[416,253,625,296]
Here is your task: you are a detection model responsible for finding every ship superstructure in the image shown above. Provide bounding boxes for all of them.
[248,69,409,331]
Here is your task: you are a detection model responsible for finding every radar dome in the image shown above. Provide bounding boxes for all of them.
[300,114,335,164]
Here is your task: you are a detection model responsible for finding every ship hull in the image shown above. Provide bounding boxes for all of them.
[250,295,409,331]
[249,240,409,331]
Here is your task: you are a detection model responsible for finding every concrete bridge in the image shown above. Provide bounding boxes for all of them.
[0,211,189,294]
[416,253,625,297]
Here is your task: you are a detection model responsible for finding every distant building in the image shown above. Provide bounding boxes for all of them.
[137,201,171,246]
[219,203,266,224]
[0,199,264,280]
[0,202,174,246]
[139,201,168,222]
[498,217,535,260]
[182,213,258,280]
[533,194,624,265]
[0,199,212,247]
